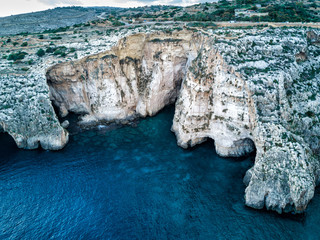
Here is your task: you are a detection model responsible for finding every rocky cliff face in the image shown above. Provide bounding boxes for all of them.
[0,73,68,150]
[2,27,319,214]
[46,29,320,213]
[47,31,202,125]
[172,28,320,213]
[0,25,152,150]
[171,40,255,158]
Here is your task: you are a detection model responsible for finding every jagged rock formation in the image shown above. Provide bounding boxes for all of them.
[0,74,68,150]
[1,27,319,214]
[0,26,144,150]
[46,29,320,213]
[171,41,255,157]
[46,31,201,125]
[45,29,320,213]
[174,28,320,213]
[220,29,320,213]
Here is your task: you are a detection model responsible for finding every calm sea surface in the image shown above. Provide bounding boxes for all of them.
[0,106,319,240]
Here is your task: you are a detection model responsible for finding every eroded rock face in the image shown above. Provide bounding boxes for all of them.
[171,39,255,157]
[47,31,201,125]
[0,74,68,150]
[28,29,320,213]
[212,28,320,213]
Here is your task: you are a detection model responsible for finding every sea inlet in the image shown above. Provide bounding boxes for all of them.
[0,106,319,239]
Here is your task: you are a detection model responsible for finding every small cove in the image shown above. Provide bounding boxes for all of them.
[0,105,319,240]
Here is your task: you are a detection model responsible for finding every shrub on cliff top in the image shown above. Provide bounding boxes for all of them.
[36,48,45,57]
[7,51,28,61]
[112,20,125,27]
[46,47,54,53]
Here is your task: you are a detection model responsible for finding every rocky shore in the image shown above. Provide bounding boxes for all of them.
[1,27,319,213]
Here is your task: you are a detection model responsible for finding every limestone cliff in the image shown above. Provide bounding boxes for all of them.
[0,27,318,214]
[171,40,255,158]
[46,29,320,213]
[172,29,320,213]
[0,74,68,150]
[46,31,201,125]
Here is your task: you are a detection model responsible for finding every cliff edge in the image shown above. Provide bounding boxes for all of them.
[46,29,320,213]
[1,27,319,213]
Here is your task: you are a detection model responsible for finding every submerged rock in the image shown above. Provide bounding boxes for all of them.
[61,120,69,129]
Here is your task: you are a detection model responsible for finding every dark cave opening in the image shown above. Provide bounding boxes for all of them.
[0,132,18,154]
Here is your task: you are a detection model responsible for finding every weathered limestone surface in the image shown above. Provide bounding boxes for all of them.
[171,40,255,157]
[2,28,320,214]
[47,31,201,125]
[0,26,137,150]
[0,74,68,150]
[47,29,320,213]
[174,28,320,213]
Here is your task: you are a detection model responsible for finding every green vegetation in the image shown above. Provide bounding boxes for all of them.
[309,94,316,101]
[117,0,319,23]
[43,26,70,34]
[260,2,318,22]
[54,48,67,57]
[45,47,54,53]
[50,36,62,40]
[36,48,45,57]
[21,42,28,47]
[7,51,28,61]
[112,20,125,27]
[187,22,217,28]
[44,46,69,57]
[306,111,315,118]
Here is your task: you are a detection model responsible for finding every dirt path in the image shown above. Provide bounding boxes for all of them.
[213,21,320,29]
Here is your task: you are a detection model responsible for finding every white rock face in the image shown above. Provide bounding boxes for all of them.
[1,27,318,214]
[213,28,320,213]
[172,41,254,157]
[47,29,320,213]
[47,32,201,125]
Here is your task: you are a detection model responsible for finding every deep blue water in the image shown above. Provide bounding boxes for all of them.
[0,106,320,240]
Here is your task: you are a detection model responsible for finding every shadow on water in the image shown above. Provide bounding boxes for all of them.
[0,105,318,239]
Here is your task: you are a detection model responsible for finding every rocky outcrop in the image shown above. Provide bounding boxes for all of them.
[0,27,318,214]
[46,29,320,213]
[46,31,202,125]
[171,39,255,157]
[0,25,134,150]
[174,28,320,213]
[307,30,320,45]
[0,74,68,150]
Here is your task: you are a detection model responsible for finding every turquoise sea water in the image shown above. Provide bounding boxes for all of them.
[0,106,320,240]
